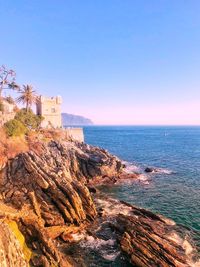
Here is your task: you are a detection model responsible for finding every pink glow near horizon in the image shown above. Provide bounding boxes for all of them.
[63,101,200,125]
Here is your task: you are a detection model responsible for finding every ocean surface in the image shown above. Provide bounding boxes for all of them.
[84,126,200,249]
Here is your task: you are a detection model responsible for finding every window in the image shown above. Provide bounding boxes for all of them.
[51,107,56,113]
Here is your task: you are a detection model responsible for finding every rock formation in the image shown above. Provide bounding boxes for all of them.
[0,140,122,266]
[113,207,191,267]
[0,140,197,266]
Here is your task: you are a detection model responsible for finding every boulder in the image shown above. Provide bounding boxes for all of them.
[145,167,155,173]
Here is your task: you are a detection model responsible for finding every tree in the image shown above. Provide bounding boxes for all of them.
[0,65,20,98]
[16,85,37,111]
[15,108,44,129]
[4,119,27,137]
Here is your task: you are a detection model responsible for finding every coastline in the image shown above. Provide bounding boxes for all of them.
[0,137,199,266]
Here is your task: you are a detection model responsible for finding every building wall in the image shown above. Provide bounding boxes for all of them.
[2,101,15,113]
[65,128,84,142]
[36,96,62,128]
[0,112,16,127]
[0,100,16,127]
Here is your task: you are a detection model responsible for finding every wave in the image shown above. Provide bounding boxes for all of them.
[123,161,141,173]
[123,161,150,184]
[96,196,200,266]
[80,235,115,249]
[95,198,133,216]
[124,160,173,177]
[138,174,150,185]
[71,196,200,266]
[101,251,120,261]
[149,167,174,174]
[167,232,200,266]
[79,235,120,261]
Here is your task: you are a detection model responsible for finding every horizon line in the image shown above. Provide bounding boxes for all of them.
[79,124,200,127]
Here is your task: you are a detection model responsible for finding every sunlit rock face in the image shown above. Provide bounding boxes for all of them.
[0,140,196,266]
[0,221,29,267]
[0,140,123,266]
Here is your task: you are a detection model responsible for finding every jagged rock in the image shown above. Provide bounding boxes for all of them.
[112,205,192,267]
[0,140,122,266]
[0,140,196,266]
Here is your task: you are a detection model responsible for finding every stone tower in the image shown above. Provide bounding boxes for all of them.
[36,96,62,128]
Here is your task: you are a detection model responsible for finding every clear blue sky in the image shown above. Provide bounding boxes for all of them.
[1,0,200,125]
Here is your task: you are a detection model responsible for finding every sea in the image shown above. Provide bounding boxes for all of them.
[69,126,200,266]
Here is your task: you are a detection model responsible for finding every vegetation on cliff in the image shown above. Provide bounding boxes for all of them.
[3,109,43,137]
[0,65,20,99]
[16,85,38,112]
[14,109,43,130]
[4,119,27,137]
[0,64,198,266]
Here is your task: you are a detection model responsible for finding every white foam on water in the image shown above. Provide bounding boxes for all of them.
[156,168,173,174]
[80,235,120,261]
[96,198,132,216]
[168,232,200,266]
[183,239,194,255]
[159,215,176,226]
[123,161,140,173]
[138,174,150,185]
[123,161,151,184]
[146,167,173,175]
[80,235,115,248]
[124,161,173,176]
[168,232,182,244]
[101,251,120,261]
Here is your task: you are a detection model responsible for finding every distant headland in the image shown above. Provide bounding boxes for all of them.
[62,113,93,126]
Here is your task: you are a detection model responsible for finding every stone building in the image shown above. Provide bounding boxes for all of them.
[36,95,84,142]
[36,96,62,128]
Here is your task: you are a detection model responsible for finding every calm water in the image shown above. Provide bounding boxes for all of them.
[84,126,200,250]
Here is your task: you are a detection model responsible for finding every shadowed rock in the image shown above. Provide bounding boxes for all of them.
[0,140,122,266]
[0,140,197,266]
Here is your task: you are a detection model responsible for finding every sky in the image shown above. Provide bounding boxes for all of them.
[0,0,200,125]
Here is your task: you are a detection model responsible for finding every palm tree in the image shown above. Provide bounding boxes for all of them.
[8,81,20,91]
[16,85,37,111]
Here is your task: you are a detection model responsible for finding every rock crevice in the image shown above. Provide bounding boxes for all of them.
[0,140,197,266]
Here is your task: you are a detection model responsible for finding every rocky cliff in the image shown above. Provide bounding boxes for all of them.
[0,140,122,266]
[0,140,197,266]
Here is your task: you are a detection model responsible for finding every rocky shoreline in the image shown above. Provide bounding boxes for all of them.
[0,140,198,266]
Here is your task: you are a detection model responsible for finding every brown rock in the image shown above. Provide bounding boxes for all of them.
[0,140,122,265]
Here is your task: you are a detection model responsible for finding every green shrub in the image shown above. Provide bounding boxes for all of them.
[15,109,44,130]
[4,119,27,137]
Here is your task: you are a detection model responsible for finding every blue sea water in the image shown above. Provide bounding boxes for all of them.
[84,126,200,250]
